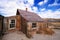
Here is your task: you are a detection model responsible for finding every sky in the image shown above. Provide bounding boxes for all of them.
[0,0,60,18]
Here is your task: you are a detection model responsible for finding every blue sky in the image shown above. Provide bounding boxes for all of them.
[0,0,60,18]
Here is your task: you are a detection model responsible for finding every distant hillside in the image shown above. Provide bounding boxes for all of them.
[43,18,60,22]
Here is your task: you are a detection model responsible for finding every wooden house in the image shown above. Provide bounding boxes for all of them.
[3,9,47,37]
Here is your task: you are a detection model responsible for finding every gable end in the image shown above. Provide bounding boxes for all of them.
[16,9,20,15]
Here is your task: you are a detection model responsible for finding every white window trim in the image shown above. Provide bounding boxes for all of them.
[8,19,16,30]
[32,23,37,29]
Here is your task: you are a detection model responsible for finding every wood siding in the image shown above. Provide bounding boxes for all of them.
[0,16,4,35]
[27,22,47,35]
[4,16,17,32]
[21,16,27,34]
[3,18,8,33]
[16,15,21,31]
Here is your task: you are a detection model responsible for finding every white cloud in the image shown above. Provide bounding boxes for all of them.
[0,0,34,17]
[0,0,60,18]
[44,0,48,3]
[38,10,60,18]
[32,7,38,12]
[38,0,48,5]
[38,1,44,5]
[40,8,46,11]
[48,0,60,6]
[27,0,34,5]
[0,1,18,16]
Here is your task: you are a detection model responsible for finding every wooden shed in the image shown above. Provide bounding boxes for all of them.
[16,9,46,36]
[3,9,47,37]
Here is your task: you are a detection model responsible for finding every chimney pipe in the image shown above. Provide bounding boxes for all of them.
[26,8,27,12]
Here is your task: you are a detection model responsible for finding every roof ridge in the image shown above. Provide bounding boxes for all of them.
[17,9,44,22]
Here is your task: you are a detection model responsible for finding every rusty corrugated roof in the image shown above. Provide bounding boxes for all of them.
[17,9,44,22]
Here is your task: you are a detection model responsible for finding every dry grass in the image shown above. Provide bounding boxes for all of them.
[48,22,60,27]
[37,28,55,35]
[43,28,54,35]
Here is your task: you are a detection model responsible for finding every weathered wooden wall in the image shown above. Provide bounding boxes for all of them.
[3,16,17,33]
[27,22,47,35]
[0,16,4,36]
[0,17,2,32]
[16,15,21,31]
[21,17,27,34]
[27,22,38,36]
[3,18,8,33]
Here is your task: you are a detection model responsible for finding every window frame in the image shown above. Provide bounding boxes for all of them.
[32,23,37,28]
[9,19,16,30]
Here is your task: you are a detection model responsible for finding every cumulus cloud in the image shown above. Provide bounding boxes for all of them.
[37,0,60,18]
[40,8,46,11]
[38,1,44,5]
[32,7,38,12]
[44,0,48,3]
[48,0,60,6]
[38,10,60,18]
[0,0,34,16]
[38,0,48,5]
[0,0,60,18]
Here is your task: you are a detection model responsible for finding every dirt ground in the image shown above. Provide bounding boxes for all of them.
[1,29,60,40]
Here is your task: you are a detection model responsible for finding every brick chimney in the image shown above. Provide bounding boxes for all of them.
[26,8,28,12]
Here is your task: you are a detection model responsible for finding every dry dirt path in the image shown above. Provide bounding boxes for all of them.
[2,29,60,40]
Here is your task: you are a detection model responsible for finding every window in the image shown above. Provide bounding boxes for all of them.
[32,23,36,28]
[10,20,15,28]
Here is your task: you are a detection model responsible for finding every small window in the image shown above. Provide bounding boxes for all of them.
[10,20,15,28]
[32,23,36,28]
[11,20,15,23]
